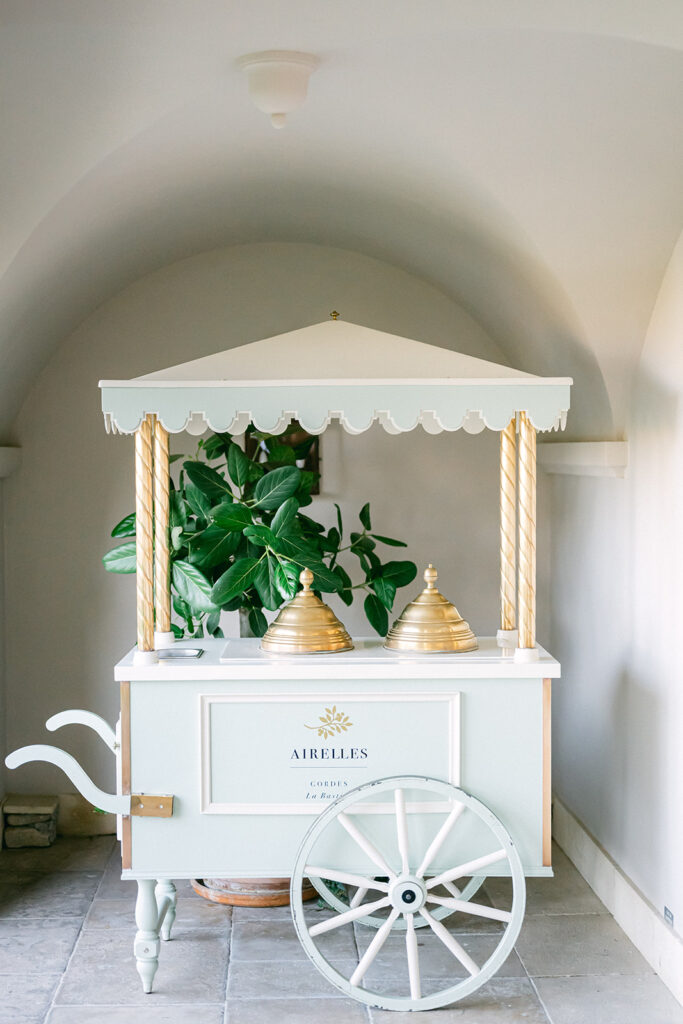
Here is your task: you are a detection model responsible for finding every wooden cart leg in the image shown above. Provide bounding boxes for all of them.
[134,879,161,993]
[156,879,177,941]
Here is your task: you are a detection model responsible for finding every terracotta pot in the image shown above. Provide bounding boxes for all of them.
[191,876,317,907]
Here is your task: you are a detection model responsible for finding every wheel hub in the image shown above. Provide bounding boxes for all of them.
[389,875,426,913]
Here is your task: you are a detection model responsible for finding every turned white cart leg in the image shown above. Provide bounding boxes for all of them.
[134,879,162,993]
[156,879,177,940]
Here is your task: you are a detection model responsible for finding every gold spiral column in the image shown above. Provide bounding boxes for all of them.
[135,414,156,657]
[153,420,172,640]
[517,410,537,652]
[499,418,517,632]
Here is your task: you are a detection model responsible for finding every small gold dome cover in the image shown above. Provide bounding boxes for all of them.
[384,564,478,653]
[261,568,354,655]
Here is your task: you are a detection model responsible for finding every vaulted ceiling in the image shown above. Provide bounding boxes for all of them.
[1,0,682,437]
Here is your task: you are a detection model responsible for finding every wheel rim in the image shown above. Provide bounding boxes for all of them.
[291,775,526,1012]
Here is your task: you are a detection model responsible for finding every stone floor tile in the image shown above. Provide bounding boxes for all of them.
[486,846,607,918]
[225,996,369,1023]
[0,871,101,919]
[232,917,356,962]
[0,836,115,875]
[55,928,228,1005]
[0,973,61,1024]
[85,896,230,932]
[369,977,549,1021]
[231,904,296,922]
[227,959,358,999]
[516,914,653,977]
[47,1005,225,1023]
[533,974,683,1024]
[0,919,82,973]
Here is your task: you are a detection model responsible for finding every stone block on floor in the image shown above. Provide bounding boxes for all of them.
[3,794,59,849]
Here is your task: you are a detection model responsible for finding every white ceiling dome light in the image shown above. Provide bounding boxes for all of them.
[236,50,320,129]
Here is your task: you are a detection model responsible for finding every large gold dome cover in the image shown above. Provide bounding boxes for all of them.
[261,568,353,655]
[384,564,478,653]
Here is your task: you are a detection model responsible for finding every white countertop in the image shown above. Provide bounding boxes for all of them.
[114,637,560,681]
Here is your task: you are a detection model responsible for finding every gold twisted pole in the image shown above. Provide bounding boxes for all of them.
[499,418,517,631]
[135,414,155,653]
[517,410,537,650]
[153,420,171,636]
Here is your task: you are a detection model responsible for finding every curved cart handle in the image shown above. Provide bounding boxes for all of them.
[5,744,129,815]
[46,710,117,752]
[5,745,173,818]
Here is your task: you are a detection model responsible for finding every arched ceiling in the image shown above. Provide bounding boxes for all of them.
[1,0,682,438]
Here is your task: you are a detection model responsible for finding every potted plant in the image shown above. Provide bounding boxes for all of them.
[104,426,417,638]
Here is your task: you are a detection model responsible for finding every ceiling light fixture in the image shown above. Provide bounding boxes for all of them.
[236,50,319,129]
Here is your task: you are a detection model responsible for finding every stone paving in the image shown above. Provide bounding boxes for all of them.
[0,836,682,1023]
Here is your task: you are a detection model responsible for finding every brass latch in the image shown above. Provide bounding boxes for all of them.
[130,793,174,817]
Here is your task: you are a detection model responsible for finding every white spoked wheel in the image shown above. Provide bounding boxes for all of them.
[291,775,526,1012]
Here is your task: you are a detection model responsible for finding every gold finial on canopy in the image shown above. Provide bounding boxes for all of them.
[329,310,340,320]
[261,568,353,655]
[384,564,478,653]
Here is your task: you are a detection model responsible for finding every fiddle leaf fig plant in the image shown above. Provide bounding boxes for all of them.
[103,427,417,639]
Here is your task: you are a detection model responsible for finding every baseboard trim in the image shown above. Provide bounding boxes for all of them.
[553,796,683,1006]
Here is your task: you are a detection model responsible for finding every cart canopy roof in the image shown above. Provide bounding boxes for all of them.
[100,319,572,436]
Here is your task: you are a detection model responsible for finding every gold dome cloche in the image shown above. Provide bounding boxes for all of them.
[384,564,478,653]
[261,568,354,655]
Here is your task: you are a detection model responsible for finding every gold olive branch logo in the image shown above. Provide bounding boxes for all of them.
[304,706,353,740]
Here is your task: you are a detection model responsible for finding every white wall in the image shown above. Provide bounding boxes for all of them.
[3,241,531,795]
[549,230,683,941]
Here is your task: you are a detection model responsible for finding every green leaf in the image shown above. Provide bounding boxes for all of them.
[201,432,233,460]
[184,461,232,500]
[297,470,319,496]
[185,481,212,521]
[338,589,353,607]
[244,524,278,549]
[205,610,221,636]
[279,533,324,570]
[359,502,372,531]
[371,576,397,610]
[172,560,218,614]
[211,502,253,532]
[254,556,282,611]
[370,533,408,548]
[111,513,135,538]
[170,525,184,551]
[171,622,185,639]
[350,532,376,555]
[253,466,301,509]
[188,524,240,570]
[307,561,343,593]
[102,541,136,573]
[211,557,261,606]
[170,490,188,529]
[274,559,299,601]
[169,453,184,464]
[248,607,268,638]
[364,593,388,636]
[376,560,418,588]
[298,514,325,535]
[334,503,343,538]
[265,441,296,466]
[333,564,353,590]
[322,527,340,554]
[271,496,299,536]
[227,443,252,489]
[173,594,191,621]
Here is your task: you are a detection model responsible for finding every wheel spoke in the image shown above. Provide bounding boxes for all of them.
[309,895,392,936]
[394,789,410,875]
[419,907,480,976]
[416,802,465,878]
[427,895,512,923]
[443,879,463,899]
[405,912,421,999]
[305,866,389,893]
[337,811,396,878]
[350,907,400,986]
[351,886,369,908]
[426,849,507,889]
